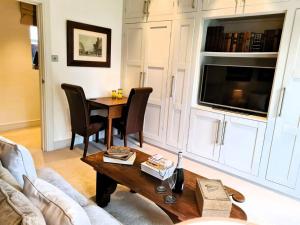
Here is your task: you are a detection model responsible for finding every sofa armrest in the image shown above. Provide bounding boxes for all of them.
[37,167,89,207]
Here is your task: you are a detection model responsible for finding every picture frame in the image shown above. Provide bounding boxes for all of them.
[67,20,111,67]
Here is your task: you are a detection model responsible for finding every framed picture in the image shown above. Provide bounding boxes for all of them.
[67,20,111,67]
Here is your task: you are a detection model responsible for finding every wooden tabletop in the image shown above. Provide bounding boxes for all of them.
[82,150,247,222]
[88,97,128,107]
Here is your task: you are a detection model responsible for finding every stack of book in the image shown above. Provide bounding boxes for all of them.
[141,154,175,180]
[205,26,282,52]
[103,146,136,165]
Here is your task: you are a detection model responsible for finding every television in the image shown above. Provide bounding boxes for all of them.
[199,64,275,115]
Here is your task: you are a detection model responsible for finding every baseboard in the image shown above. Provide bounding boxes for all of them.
[0,119,40,132]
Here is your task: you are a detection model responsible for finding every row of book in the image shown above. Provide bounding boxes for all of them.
[205,26,282,52]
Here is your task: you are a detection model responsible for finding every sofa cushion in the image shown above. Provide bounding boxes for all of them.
[37,168,89,207]
[84,203,122,225]
[0,136,37,187]
[0,179,46,225]
[0,161,21,191]
[23,175,91,225]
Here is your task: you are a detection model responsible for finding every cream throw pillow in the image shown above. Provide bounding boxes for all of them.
[23,175,91,225]
[0,161,21,191]
[0,136,37,187]
[0,179,46,225]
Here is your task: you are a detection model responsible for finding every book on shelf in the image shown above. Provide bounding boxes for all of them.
[205,26,224,52]
[242,32,251,52]
[263,29,282,52]
[230,32,238,52]
[140,154,175,180]
[250,33,264,52]
[224,33,232,52]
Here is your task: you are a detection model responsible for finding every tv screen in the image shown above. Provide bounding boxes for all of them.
[199,65,275,115]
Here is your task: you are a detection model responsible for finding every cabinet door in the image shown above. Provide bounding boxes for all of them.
[166,19,195,149]
[219,116,266,176]
[122,23,145,96]
[187,109,223,161]
[266,10,300,188]
[143,21,172,142]
[124,0,146,19]
[148,0,174,16]
[177,0,198,13]
[242,0,289,6]
[202,0,237,10]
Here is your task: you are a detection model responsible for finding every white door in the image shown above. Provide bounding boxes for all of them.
[202,0,238,11]
[166,19,195,149]
[143,21,172,142]
[177,0,198,13]
[187,109,224,161]
[219,116,266,176]
[148,0,174,16]
[122,23,145,96]
[124,0,147,19]
[266,10,300,188]
[242,0,289,6]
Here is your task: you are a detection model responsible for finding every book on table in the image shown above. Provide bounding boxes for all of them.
[141,154,175,180]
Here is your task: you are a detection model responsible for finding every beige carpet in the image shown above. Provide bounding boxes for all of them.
[0,127,173,225]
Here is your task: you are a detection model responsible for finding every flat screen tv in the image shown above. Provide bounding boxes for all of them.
[199,64,275,115]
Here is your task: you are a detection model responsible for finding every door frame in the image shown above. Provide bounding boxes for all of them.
[17,0,54,151]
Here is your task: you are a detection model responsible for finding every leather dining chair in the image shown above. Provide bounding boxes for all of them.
[61,83,105,157]
[113,87,153,147]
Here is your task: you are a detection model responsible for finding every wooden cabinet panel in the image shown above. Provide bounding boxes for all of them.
[148,0,174,16]
[242,0,289,6]
[202,0,237,11]
[122,23,145,96]
[124,0,146,19]
[219,116,266,176]
[187,110,223,161]
[166,19,195,149]
[177,0,198,13]
[143,21,172,141]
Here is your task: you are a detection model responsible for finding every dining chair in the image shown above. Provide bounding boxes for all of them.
[61,83,105,157]
[113,87,153,147]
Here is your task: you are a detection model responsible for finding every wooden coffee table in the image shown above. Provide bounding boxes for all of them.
[81,149,247,223]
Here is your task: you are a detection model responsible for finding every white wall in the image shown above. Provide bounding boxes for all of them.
[0,0,40,131]
[44,0,123,148]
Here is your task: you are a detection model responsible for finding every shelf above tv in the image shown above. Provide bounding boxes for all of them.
[201,52,278,58]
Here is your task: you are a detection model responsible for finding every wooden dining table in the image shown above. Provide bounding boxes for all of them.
[88,97,128,149]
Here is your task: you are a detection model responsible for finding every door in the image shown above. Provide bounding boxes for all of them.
[241,0,289,6]
[122,23,145,96]
[187,109,224,161]
[177,0,198,13]
[202,0,238,11]
[147,0,174,16]
[219,116,266,176]
[266,10,300,188]
[124,0,147,19]
[166,18,195,149]
[143,21,172,142]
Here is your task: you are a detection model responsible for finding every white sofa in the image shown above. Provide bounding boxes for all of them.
[0,136,122,225]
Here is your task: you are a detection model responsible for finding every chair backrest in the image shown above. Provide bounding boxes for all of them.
[61,84,89,134]
[124,87,153,133]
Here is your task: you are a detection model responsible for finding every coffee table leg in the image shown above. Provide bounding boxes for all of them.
[96,172,117,207]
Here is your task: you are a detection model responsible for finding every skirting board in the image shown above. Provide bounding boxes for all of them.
[0,119,40,132]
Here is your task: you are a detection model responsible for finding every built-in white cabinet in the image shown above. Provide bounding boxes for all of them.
[177,0,199,13]
[147,0,174,16]
[187,109,266,176]
[124,0,147,20]
[187,110,223,161]
[219,116,266,176]
[122,21,172,142]
[266,9,300,188]
[166,18,195,150]
[202,0,238,11]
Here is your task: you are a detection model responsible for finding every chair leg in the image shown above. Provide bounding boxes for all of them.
[70,133,75,150]
[124,134,127,147]
[83,137,89,158]
[95,132,99,143]
[111,128,114,146]
[139,131,143,148]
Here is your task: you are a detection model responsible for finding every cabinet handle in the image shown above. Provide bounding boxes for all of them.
[147,0,151,15]
[139,72,143,87]
[192,0,196,9]
[235,0,238,13]
[170,76,175,98]
[143,72,146,87]
[278,87,286,117]
[221,121,228,145]
[216,120,221,144]
[143,0,148,14]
